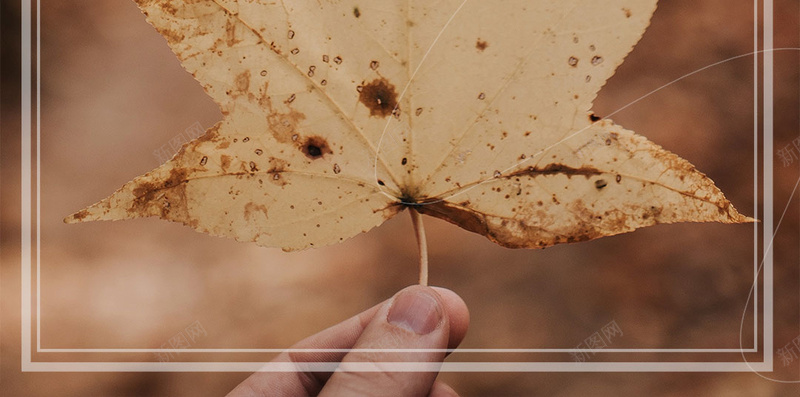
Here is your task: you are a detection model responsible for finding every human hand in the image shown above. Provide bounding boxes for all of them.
[227,285,470,396]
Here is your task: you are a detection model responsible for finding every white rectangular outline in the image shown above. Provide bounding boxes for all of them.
[20,0,773,372]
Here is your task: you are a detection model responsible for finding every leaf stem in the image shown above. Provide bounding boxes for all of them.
[409,208,429,286]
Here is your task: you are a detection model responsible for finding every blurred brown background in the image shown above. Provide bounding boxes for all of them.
[2,0,799,395]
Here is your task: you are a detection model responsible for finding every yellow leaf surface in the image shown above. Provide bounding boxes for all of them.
[66,0,753,251]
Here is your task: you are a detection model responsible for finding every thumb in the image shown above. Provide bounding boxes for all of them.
[319,285,451,397]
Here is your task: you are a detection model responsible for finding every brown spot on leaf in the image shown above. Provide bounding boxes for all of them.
[158,2,178,15]
[225,19,241,47]
[267,157,288,171]
[267,157,289,186]
[568,56,578,67]
[595,179,607,189]
[416,201,572,249]
[510,163,603,179]
[642,206,662,221]
[358,78,398,118]
[71,209,90,221]
[155,27,184,43]
[266,108,306,144]
[300,136,333,159]
[306,145,322,157]
[416,202,489,238]
[565,234,594,243]
[130,167,190,219]
[192,123,221,144]
[244,202,269,221]
[220,155,232,170]
[234,70,250,94]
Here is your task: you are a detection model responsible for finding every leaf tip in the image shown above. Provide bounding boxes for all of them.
[720,203,757,224]
[64,208,91,224]
[732,214,758,224]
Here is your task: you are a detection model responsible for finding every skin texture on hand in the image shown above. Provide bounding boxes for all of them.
[227,286,470,397]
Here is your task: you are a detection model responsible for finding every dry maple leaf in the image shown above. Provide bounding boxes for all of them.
[66,0,752,284]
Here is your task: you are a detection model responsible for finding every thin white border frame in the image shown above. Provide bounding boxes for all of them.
[20,0,773,372]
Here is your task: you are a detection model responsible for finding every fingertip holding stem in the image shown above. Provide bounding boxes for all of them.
[387,288,443,335]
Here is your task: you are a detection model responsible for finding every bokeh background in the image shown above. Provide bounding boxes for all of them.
[2,0,800,395]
